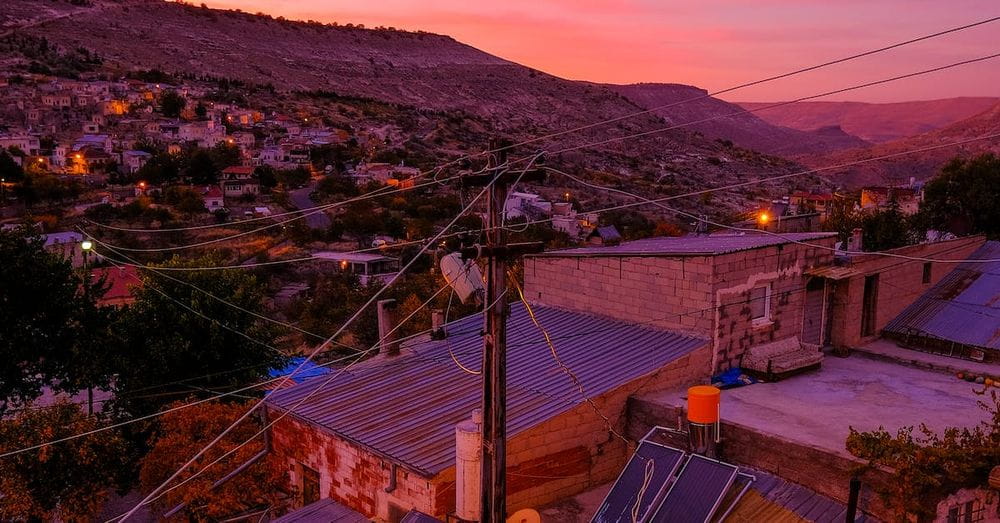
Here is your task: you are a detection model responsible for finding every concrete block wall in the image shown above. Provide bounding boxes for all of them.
[431,343,712,516]
[711,240,835,371]
[829,236,985,349]
[524,255,715,337]
[268,344,712,521]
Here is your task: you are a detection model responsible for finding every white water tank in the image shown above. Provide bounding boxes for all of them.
[455,409,483,521]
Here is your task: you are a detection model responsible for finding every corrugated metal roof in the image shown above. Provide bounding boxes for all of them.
[400,509,443,523]
[884,240,1000,351]
[738,468,873,523]
[534,233,837,257]
[272,498,368,523]
[266,303,708,477]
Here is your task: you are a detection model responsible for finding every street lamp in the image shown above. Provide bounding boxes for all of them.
[81,240,93,251]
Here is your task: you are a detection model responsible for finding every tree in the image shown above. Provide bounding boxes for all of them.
[0,402,129,521]
[187,149,219,185]
[255,165,277,189]
[135,152,181,185]
[0,229,115,414]
[209,142,242,171]
[861,201,916,252]
[164,185,207,215]
[160,90,187,118]
[0,149,24,182]
[110,256,286,418]
[918,153,1000,239]
[139,401,290,521]
[847,393,1000,521]
[194,101,208,120]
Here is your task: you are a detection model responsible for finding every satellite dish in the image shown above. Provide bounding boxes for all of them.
[507,508,541,523]
[440,252,484,305]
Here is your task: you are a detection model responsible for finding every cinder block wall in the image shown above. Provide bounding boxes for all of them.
[478,343,711,513]
[524,255,715,337]
[829,236,985,349]
[711,239,836,370]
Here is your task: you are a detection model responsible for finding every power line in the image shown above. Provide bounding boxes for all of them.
[118,162,512,521]
[545,166,1000,264]
[492,16,1000,155]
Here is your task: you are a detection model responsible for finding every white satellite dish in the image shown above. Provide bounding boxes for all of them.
[440,252,484,305]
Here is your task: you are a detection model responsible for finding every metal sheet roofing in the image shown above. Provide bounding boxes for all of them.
[272,498,368,523]
[884,241,1000,351]
[266,303,708,477]
[737,468,873,523]
[535,232,837,257]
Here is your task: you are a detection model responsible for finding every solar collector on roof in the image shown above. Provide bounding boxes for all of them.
[648,455,738,523]
[591,442,685,523]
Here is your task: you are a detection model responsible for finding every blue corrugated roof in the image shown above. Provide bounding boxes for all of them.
[884,240,1000,351]
[272,498,368,523]
[269,357,332,384]
[536,232,837,257]
[266,303,708,476]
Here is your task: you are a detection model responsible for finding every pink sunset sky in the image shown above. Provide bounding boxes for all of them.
[200,0,999,103]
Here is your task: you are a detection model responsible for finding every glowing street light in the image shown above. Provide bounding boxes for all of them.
[81,240,93,251]
[758,212,770,225]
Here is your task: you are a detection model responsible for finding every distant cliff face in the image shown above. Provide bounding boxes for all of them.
[609,83,869,155]
[737,98,1000,143]
[802,102,1000,187]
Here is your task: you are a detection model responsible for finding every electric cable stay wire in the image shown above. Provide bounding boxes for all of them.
[117,160,519,521]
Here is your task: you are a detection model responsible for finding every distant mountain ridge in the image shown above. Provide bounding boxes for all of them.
[737,97,1000,143]
[608,83,870,155]
[802,101,1000,187]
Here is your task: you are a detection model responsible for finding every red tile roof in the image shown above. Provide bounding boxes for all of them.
[91,265,141,306]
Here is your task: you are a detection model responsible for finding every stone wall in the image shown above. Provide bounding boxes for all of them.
[268,344,713,521]
[523,255,715,337]
[711,240,835,371]
[829,236,986,349]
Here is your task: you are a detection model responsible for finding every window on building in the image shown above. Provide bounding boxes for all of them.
[748,285,771,322]
[946,500,983,523]
[923,262,932,284]
[300,464,320,506]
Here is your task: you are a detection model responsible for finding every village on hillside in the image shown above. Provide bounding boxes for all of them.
[1,2,999,523]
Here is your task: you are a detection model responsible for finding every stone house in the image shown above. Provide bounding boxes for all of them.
[524,232,837,372]
[220,165,260,200]
[265,303,711,521]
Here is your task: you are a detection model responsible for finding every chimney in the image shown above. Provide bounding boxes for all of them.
[431,309,446,340]
[377,299,400,356]
[455,409,482,521]
[851,227,863,252]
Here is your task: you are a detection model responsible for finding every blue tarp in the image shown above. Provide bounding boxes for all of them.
[269,357,331,384]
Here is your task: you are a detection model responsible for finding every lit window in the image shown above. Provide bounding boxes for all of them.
[748,285,771,322]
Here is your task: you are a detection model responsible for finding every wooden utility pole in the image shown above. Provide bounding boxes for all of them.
[457,139,544,522]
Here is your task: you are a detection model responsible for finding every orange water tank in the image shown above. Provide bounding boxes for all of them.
[687,385,721,424]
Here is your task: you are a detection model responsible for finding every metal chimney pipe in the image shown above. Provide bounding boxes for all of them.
[377,299,400,356]
[431,309,446,339]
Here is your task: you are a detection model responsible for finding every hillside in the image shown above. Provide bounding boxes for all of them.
[737,97,1000,143]
[610,83,869,155]
[0,0,840,218]
[803,102,1000,187]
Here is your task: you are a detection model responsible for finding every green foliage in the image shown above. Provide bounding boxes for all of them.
[164,186,207,215]
[861,202,917,252]
[0,402,129,521]
[159,90,187,118]
[255,165,278,189]
[847,393,1000,521]
[187,149,218,184]
[0,229,114,414]
[0,34,101,78]
[135,152,180,185]
[194,101,208,119]
[0,149,24,182]
[315,174,358,198]
[918,153,1000,239]
[274,166,311,188]
[110,256,286,418]
[600,209,656,240]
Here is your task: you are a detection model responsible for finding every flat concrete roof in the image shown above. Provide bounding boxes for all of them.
[642,354,993,458]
